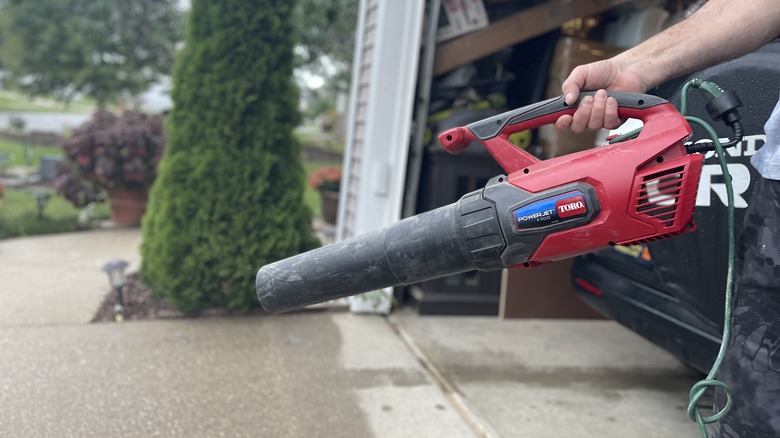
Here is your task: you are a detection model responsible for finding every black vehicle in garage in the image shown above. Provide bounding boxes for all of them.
[571,40,780,374]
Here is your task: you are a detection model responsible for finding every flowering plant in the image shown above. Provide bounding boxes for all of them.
[308,166,341,192]
[55,109,166,206]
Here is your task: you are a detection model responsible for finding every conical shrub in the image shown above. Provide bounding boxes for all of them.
[141,0,319,313]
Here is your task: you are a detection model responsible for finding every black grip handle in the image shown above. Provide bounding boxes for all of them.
[257,203,474,313]
[467,91,669,140]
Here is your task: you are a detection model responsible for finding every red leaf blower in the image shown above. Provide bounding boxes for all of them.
[257,90,741,313]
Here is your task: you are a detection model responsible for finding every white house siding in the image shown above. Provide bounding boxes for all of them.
[337,0,425,241]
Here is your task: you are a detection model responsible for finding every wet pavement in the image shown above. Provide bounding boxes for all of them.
[0,314,472,438]
[0,229,703,437]
[392,312,701,438]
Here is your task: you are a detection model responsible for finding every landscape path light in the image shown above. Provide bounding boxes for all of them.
[32,191,51,220]
[101,259,129,322]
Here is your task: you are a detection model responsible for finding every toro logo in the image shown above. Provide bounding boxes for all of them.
[556,195,587,218]
[513,191,589,230]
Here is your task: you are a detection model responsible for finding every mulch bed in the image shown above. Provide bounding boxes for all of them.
[91,272,269,323]
[91,273,183,322]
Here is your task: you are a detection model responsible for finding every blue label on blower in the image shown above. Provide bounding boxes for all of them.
[514,191,588,230]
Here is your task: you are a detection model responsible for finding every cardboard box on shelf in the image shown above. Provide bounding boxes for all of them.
[433,0,630,76]
[500,259,603,319]
[539,36,623,158]
[437,0,489,43]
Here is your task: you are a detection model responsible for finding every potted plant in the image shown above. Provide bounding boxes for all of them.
[308,166,341,224]
[55,109,166,226]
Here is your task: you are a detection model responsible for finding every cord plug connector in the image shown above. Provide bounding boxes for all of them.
[705,90,743,126]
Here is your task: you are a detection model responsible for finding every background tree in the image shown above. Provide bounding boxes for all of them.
[294,0,358,92]
[140,0,320,313]
[0,0,183,106]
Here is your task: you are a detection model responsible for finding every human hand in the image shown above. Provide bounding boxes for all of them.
[554,59,647,132]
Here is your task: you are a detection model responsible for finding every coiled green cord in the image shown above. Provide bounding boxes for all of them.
[680,79,737,438]
[607,80,737,437]
[683,115,735,438]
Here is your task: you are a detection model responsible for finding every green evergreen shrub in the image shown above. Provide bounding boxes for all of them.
[140,0,320,313]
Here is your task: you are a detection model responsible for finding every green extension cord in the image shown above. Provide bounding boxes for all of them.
[681,80,736,438]
[607,79,737,438]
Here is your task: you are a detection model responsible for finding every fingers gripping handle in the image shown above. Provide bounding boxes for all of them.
[474,92,668,140]
[438,92,670,152]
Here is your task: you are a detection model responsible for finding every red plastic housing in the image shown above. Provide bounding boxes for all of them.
[438,101,702,266]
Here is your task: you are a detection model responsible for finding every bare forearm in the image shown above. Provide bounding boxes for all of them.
[616,0,780,90]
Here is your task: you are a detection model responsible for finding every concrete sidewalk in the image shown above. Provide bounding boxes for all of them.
[0,229,701,437]
[0,228,142,326]
[0,314,474,437]
[0,230,474,437]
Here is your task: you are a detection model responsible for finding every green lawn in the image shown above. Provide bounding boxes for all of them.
[0,89,95,113]
[0,188,109,239]
[0,150,335,238]
[0,136,110,239]
[0,138,63,168]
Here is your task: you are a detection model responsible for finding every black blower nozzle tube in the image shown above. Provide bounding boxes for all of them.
[257,189,506,313]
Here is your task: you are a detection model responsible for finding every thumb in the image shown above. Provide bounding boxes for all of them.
[562,66,588,105]
[563,89,579,106]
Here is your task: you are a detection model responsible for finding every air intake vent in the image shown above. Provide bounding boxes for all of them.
[622,232,683,247]
[635,166,685,228]
[623,154,702,246]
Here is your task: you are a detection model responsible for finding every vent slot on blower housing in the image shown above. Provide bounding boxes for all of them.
[637,166,685,227]
[620,156,702,248]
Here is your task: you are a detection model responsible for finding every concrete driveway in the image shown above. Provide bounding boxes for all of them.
[0,229,703,437]
[392,311,702,438]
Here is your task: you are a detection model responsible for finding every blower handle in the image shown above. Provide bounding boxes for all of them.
[438,92,673,174]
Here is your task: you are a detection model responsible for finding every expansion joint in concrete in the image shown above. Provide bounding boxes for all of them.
[386,315,499,438]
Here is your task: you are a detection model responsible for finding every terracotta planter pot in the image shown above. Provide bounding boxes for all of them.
[108,189,148,227]
[319,189,339,225]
